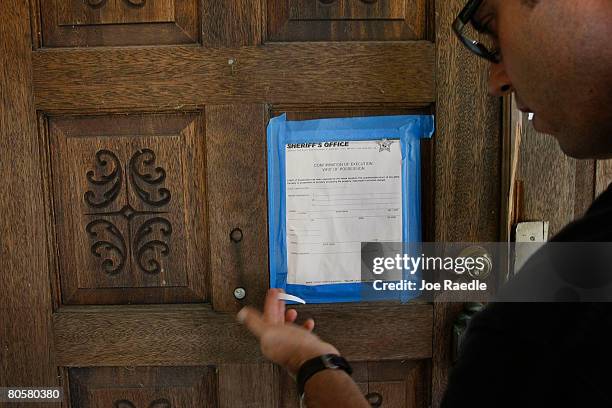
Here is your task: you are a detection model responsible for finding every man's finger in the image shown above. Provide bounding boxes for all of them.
[277,288,286,324]
[285,308,298,323]
[303,318,315,332]
[237,306,266,338]
[263,288,280,323]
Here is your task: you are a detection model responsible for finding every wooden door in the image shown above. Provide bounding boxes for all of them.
[507,97,612,237]
[0,1,500,407]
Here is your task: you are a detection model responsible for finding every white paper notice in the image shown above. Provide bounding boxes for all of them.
[285,139,403,285]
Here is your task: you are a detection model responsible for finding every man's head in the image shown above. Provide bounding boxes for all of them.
[457,0,612,159]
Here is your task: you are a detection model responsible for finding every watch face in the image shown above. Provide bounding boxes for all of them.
[297,354,354,397]
[322,354,340,369]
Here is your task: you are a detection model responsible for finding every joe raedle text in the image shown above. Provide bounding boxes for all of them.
[372,279,488,292]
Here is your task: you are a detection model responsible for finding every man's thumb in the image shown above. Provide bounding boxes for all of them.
[237,306,266,338]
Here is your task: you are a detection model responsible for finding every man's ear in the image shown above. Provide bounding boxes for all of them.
[488,63,513,96]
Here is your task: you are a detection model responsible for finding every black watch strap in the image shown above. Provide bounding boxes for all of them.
[296,354,353,397]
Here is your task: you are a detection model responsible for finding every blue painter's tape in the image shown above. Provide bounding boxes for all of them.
[267,114,435,304]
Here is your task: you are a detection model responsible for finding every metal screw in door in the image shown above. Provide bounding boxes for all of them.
[233,287,246,300]
[230,228,243,243]
[365,392,383,407]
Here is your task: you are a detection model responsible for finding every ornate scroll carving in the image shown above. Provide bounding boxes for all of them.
[84,148,172,277]
[85,0,107,8]
[84,149,122,209]
[85,0,147,9]
[134,217,172,274]
[114,401,135,408]
[124,0,147,7]
[149,399,171,408]
[51,113,203,304]
[114,399,171,408]
[85,219,126,275]
[129,149,171,207]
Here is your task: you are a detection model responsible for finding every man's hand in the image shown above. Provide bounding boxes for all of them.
[237,288,339,375]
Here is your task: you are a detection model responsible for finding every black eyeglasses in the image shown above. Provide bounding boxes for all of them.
[453,0,501,63]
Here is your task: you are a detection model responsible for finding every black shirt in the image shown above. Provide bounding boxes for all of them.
[442,185,612,407]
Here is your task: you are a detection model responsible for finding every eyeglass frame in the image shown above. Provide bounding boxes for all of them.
[453,0,501,63]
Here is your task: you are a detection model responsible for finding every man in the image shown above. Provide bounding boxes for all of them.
[238,0,612,406]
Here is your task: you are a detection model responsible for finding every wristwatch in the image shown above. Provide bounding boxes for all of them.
[296,354,353,397]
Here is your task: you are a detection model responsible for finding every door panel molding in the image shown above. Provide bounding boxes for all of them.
[53,304,433,366]
[36,0,200,47]
[32,43,435,110]
[45,113,209,305]
[267,0,428,42]
[69,366,217,407]
[206,105,269,312]
[431,0,502,405]
[0,0,58,390]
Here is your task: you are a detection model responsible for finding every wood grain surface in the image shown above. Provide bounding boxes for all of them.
[432,0,502,405]
[53,303,433,366]
[217,364,279,408]
[514,111,597,235]
[574,160,596,218]
[266,0,429,42]
[202,0,261,46]
[32,42,435,111]
[37,0,200,47]
[0,0,58,395]
[69,366,218,407]
[206,105,269,312]
[595,160,612,197]
[46,113,209,305]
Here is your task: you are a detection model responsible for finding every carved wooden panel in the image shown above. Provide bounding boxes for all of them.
[69,366,217,407]
[48,113,208,304]
[267,0,429,42]
[37,0,199,47]
[57,0,175,26]
[217,364,279,407]
[279,360,430,407]
[290,0,406,20]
